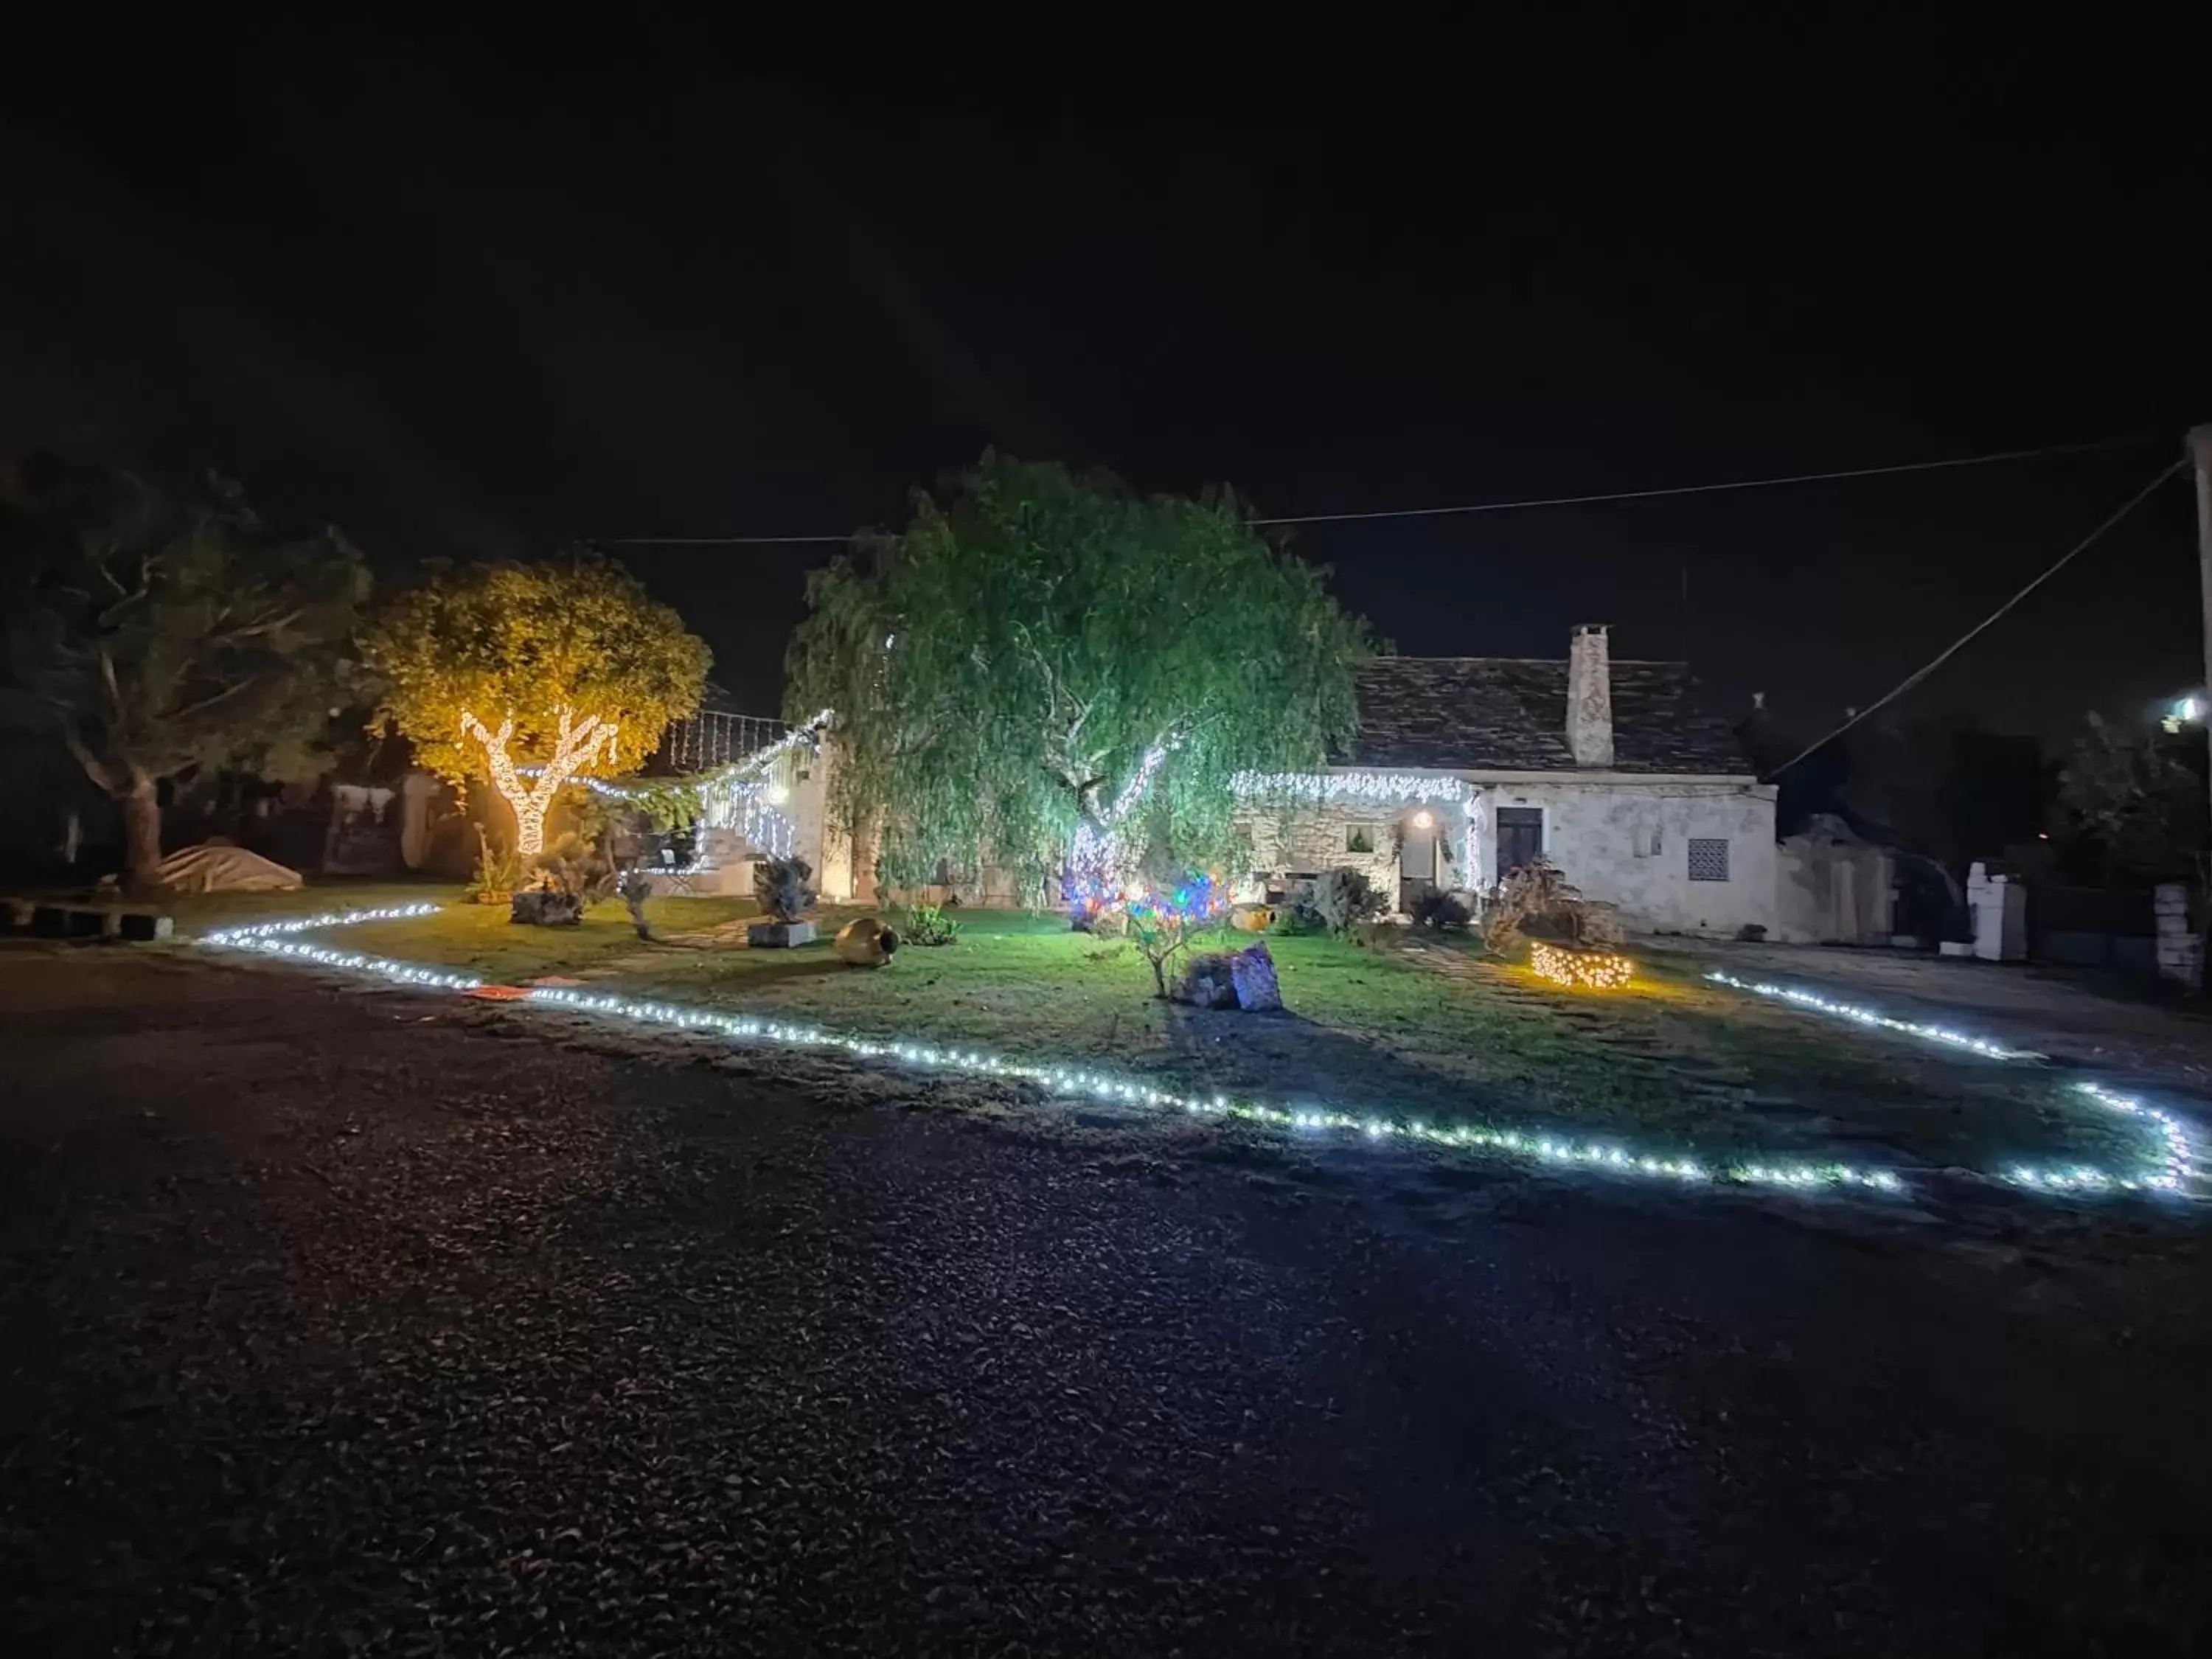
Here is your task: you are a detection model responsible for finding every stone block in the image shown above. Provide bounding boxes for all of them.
[747,919,817,948]
[1230,942,1283,1011]
[1175,952,1239,1008]
[117,911,174,942]
[510,888,583,926]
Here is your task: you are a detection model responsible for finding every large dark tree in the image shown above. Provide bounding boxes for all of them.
[788,454,1374,894]
[0,455,368,891]
[2053,712,2207,884]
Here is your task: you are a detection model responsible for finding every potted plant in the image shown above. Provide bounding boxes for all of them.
[747,855,819,947]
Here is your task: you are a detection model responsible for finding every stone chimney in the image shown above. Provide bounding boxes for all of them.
[1566,624,1614,767]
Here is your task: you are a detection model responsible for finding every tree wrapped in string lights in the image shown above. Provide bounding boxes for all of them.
[1127,874,1231,998]
[362,556,709,857]
[787,454,1372,910]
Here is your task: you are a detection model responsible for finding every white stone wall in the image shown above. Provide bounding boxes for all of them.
[1774,835,1896,944]
[784,747,832,886]
[1242,801,1402,893]
[1239,796,1478,902]
[1470,777,1778,935]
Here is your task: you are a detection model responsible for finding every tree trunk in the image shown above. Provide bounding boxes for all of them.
[121,771,164,895]
[492,781,549,858]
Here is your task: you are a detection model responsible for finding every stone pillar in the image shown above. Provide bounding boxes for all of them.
[399,771,440,870]
[1567,624,1614,768]
[2155,882,2201,990]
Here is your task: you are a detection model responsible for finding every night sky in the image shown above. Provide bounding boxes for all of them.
[5,32,2205,742]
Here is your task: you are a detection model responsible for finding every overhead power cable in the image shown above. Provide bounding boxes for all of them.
[1247,436,2154,526]
[1762,460,2188,782]
[591,434,2157,546]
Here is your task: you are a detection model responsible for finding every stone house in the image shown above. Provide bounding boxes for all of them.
[1240,625,1778,936]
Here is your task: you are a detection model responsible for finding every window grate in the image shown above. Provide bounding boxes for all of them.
[1687,838,1730,882]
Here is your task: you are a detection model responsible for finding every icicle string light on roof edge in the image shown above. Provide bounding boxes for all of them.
[194,906,2199,1204]
[1230,770,1470,804]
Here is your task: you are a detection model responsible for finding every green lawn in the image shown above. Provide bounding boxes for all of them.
[167,883,2153,1178]
[177,890,2145,1177]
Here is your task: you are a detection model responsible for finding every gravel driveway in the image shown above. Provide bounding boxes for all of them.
[5,949,2212,1655]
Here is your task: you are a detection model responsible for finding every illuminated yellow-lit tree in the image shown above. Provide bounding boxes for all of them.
[362,557,710,856]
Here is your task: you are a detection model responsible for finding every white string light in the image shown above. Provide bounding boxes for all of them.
[1704,970,2043,1060]
[201,905,482,991]
[195,905,1903,1200]
[201,903,448,945]
[2006,1082,2198,1194]
[1703,969,2206,1195]
[194,906,2201,1206]
[518,985,1905,1196]
[1231,770,1470,804]
[528,710,830,863]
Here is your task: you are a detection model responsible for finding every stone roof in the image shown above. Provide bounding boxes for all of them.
[1343,656,1753,776]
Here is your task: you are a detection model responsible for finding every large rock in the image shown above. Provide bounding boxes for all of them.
[1175,941,1283,1011]
[1229,941,1282,1012]
[1175,952,1239,1009]
[510,888,582,926]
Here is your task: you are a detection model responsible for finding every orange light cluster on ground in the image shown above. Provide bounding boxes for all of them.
[1530,940,1632,990]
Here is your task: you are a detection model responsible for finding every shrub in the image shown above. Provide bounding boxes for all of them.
[469,826,524,898]
[1268,888,1327,936]
[1127,874,1229,998]
[1411,889,1472,931]
[902,901,961,947]
[1312,866,1384,936]
[754,855,818,923]
[1482,857,1587,954]
[531,831,617,906]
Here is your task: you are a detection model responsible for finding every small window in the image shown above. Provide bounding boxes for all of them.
[1687,838,1730,882]
[1495,807,1544,873]
[1632,824,1663,858]
[1346,824,1376,855]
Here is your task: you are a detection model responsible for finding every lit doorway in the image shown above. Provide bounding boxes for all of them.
[1399,811,1438,912]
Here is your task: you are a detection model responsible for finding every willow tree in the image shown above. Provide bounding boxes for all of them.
[787,455,1373,898]
[363,557,710,856]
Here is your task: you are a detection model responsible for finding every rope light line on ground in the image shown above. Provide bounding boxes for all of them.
[1703,970,2045,1060]
[197,905,2203,1207]
[590,435,2158,547]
